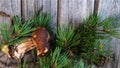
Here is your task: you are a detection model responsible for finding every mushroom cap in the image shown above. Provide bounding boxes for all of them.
[32,27,50,56]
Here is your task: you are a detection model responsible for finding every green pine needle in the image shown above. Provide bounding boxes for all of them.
[38,47,70,68]
[0,23,14,44]
[33,10,51,29]
[56,24,80,49]
[13,16,36,37]
[76,13,119,65]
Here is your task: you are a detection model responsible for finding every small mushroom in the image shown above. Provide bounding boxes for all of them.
[32,27,50,56]
[2,37,36,60]
[2,27,50,59]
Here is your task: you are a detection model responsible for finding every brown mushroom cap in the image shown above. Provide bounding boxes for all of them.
[32,27,50,56]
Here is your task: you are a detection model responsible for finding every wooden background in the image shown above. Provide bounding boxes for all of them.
[0,0,120,68]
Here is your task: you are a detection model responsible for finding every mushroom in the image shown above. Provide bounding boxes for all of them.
[32,27,50,56]
[2,27,50,59]
[11,38,35,60]
[2,37,36,60]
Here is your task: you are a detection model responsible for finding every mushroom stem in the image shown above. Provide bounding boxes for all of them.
[9,38,36,60]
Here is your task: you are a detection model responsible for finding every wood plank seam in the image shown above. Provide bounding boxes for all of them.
[21,0,25,21]
[57,0,61,26]
[94,0,99,14]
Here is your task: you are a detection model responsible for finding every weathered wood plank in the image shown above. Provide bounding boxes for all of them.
[23,0,58,25]
[0,0,21,24]
[34,0,43,11]
[59,0,94,26]
[59,0,69,25]
[43,0,58,25]
[51,0,58,26]
[0,0,21,16]
[98,0,120,68]
[22,0,35,20]
[43,0,51,13]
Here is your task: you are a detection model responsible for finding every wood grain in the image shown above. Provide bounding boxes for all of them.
[0,0,21,16]
[98,0,120,68]
[22,0,35,20]
[59,0,94,26]
[0,0,21,24]
[22,0,58,25]
[51,0,58,26]
[43,0,58,26]
[59,0,69,25]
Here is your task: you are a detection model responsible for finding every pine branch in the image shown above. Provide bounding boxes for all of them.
[13,16,36,37]
[38,47,70,68]
[33,10,51,29]
[76,14,118,66]
[0,23,14,44]
[56,24,80,49]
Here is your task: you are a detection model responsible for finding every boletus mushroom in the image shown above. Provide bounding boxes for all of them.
[10,38,35,60]
[2,37,35,60]
[32,27,50,56]
[2,27,50,60]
